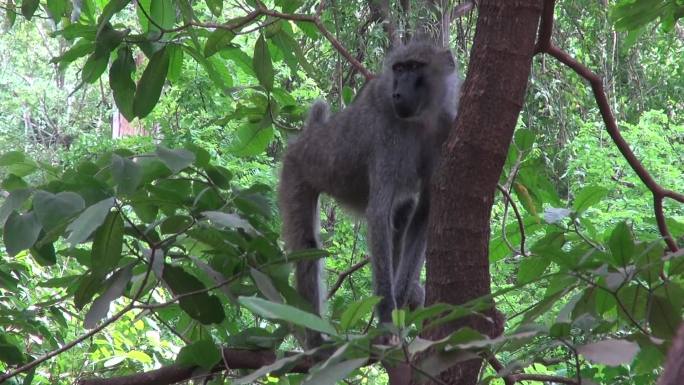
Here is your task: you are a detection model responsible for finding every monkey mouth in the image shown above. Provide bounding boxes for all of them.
[393,104,418,119]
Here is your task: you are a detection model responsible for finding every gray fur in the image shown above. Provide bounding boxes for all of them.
[306,100,331,126]
[279,41,461,348]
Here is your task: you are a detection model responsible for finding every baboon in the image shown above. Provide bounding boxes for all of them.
[279,41,462,348]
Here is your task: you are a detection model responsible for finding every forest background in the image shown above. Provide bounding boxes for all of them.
[0,1,683,385]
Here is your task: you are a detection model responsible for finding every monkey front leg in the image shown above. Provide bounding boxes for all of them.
[367,209,397,324]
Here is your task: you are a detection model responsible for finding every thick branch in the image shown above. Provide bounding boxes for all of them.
[78,349,313,385]
[535,0,684,252]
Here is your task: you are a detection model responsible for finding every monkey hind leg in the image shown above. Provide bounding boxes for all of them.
[407,282,425,310]
[279,159,325,348]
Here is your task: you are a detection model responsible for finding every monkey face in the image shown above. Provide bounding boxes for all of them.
[391,60,429,119]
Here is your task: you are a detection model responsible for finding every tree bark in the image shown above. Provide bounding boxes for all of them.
[420,1,543,384]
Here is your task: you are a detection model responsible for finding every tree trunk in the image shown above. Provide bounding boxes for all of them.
[421,1,543,384]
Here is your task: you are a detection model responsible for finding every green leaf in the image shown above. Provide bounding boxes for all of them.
[204,29,235,57]
[4,0,16,29]
[111,154,142,195]
[230,121,275,156]
[276,0,304,13]
[0,151,38,177]
[3,212,41,257]
[32,190,85,232]
[46,0,67,22]
[608,221,634,266]
[74,273,103,310]
[253,34,274,91]
[572,185,609,214]
[239,296,337,336]
[0,341,24,366]
[133,47,170,118]
[271,29,315,77]
[220,46,256,76]
[183,44,233,93]
[648,284,684,339]
[250,268,283,303]
[82,51,110,83]
[163,264,226,324]
[176,339,221,370]
[167,44,184,82]
[97,0,130,33]
[84,266,132,328]
[21,0,39,20]
[0,189,30,227]
[31,241,56,266]
[342,86,354,105]
[205,0,222,16]
[149,0,176,31]
[517,255,550,284]
[160,215,192,234]
[340,296,381,332]
[109,46,136,121]
[51,39,95,67]
[202,211,254,233]
[155,145,195,174]
[66,197,115,246]
[205,165,232,189]
[91,211,124,278]
[302,358,367,385]
[514,128,535,153]
[52,23,99,41]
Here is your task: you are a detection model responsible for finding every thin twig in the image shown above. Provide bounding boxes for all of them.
[327,256,370,299]
[497,184,526,256]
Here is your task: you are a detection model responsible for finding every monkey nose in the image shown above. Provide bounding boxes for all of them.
[392,93,402,100]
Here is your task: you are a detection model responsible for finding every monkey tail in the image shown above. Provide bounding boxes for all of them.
[305,100,330,127]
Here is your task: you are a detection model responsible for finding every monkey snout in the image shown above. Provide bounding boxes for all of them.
[393,100,417,118]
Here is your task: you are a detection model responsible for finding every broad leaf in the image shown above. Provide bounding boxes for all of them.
[4,212,41,257]
[239,296,337,336]
[33,190,85,231]
[111,154,142,195]
[175,339,221,370]
[204,29,235,57]
[577,339,639,366]
[82,51,110,83]
[21,0,39,20]
[250,268,283,303]
[84,266,132,328]
[109,46,136,120]
[205,0,222,16]
[91,211,124,277]
[0,189,31,227]
[133,47,170,118]
[46,0,67,22]
[167,44,184,82]
[149,0,176,32]
[66,198,115,246]
[253,34,274,91]
[163,264,226,324]
[608,221,634,266]
[340,296,381,332]
[572,185,608,214]
[155,145,195,174]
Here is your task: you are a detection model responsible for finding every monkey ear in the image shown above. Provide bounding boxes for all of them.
[439,50,456,70]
